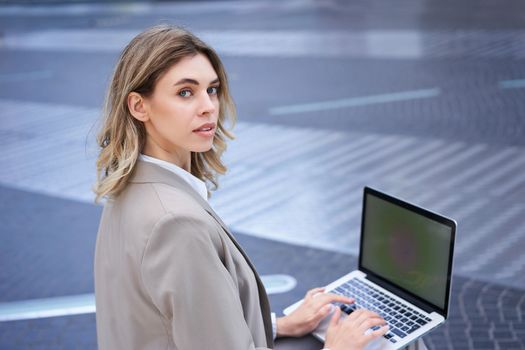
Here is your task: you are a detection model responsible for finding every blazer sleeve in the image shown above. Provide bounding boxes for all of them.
[141,213,271,350]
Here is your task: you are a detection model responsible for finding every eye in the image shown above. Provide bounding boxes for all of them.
[178,89,192,97]
[207,86,219,95]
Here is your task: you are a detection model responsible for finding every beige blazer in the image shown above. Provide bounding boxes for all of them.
[94,160,274,350]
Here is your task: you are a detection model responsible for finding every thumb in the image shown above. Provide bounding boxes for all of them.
[318,303,334,318]
[329,306,341,328]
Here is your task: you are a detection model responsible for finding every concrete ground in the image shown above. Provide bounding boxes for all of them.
[0,0,524,349]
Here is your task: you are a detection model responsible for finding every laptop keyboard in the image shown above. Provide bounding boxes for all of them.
[332,278,432,344]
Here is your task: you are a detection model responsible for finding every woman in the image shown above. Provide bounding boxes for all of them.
[93,25,389,350]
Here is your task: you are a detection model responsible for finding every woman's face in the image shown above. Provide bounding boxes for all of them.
[142,53,220,163]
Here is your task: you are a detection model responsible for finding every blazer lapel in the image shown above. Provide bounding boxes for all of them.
[130,161,274,347]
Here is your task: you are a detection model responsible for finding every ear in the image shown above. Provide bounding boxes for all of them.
[127,92,149,122]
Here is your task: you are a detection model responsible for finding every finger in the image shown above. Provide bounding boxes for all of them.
[312,293,355,307]
[341,307,363,323]
[316,303,334,319]
[345,309,367,326]
[355,308,382,318]
[347,309,381,328]
[366,324,390,341]
[353,309,383,322]
[357,317,387,333]
[326,293,356,304]
[329,306,342,328]
[306,287,325,299]
[359,312,385,328]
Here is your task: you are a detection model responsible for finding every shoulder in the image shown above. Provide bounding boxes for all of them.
[151,182,209,220]
[149,211,218,249]
[141,198,226,276]
[115,180,207,223]
[100,180,214,253]
[123,182,221,247]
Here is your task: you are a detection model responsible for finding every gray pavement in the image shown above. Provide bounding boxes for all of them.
[1,0,524,349]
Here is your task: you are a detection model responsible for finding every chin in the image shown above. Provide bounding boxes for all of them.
[192,143,214,153]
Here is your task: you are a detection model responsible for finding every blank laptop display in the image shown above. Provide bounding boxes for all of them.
[360,189,454,316]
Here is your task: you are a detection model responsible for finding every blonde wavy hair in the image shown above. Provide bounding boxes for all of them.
[94,25,236,202]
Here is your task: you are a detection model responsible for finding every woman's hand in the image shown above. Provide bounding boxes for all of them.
[324,308,389,350]
[276,287,354,338]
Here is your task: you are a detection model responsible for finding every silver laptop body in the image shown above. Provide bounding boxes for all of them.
[284,187,456,350]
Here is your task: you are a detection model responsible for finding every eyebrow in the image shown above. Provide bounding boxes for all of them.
[173,77,220,86]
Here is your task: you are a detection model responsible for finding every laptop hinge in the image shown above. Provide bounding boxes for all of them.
[365,273,435,315]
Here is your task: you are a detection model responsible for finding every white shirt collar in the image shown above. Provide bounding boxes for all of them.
[138,154,208,201]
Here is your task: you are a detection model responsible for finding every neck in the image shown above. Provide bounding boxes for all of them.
[142,139,191,172]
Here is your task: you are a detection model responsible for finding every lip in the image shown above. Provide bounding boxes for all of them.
[193,122,216,138]
[193,122,216,132]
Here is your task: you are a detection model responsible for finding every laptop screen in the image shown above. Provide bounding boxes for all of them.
[360,188,455,314]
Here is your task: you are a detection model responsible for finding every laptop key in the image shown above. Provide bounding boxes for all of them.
[408,325,420,333]
[340,305,355,314]
[416,319,427,326]
[391,328,407,338]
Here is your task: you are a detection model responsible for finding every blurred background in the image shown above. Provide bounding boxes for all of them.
[1,0,524,349]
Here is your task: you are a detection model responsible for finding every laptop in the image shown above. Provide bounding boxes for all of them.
[284,186,456,350]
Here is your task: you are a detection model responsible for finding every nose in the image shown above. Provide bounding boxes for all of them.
[198,91,217,116]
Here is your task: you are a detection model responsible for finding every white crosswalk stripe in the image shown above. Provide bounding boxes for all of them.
[466,151,525,193]
[408,144,487,184]
[335,138,416,176]
[363,138,445,179]
[387,142,465,180]
[461,206,525,273]
[495,251,525,279]
[304,135,378,171]
[491,169,525,197]
[441,148,517,189]
[328,136,401,171]
[455,205,523,257]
